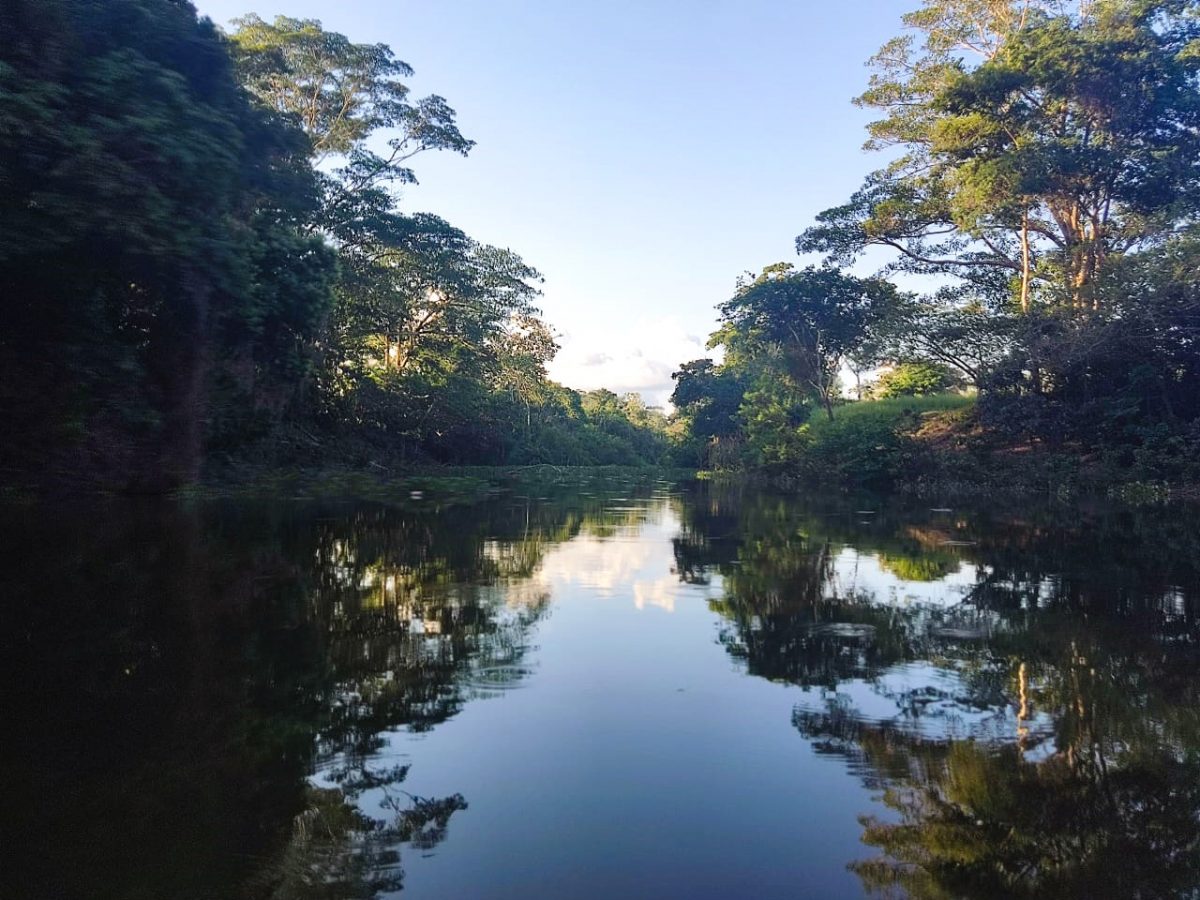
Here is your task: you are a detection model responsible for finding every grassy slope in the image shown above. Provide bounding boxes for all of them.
[795,394,976,488]
[806,395,975,434]
[807,394,1177,500]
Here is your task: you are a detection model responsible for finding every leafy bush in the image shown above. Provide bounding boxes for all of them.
[872,362,961,399]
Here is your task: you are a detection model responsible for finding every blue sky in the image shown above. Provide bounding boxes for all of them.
[196,0,914,405]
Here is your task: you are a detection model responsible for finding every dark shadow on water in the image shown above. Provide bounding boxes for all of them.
[1,487,647,899]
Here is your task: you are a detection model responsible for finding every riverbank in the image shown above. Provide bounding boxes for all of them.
[184,464,693,507]
[701,395,1198,505]
[7,394,1192,507]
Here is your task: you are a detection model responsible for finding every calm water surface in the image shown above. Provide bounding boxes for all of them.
[6,479,1200,898]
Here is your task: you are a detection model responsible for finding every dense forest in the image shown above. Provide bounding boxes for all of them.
[671,0,1200,490]
[0,0,672,492]
[2,0,1199,494]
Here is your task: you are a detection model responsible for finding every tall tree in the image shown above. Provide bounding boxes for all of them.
[670,359,746,441]
[228,14,472,165]
[798,0,1200,312]
[228,16,550,458]
[711,264,900,420]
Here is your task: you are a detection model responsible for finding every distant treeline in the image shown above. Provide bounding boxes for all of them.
[669,0,1200,488]
[0,1,671,491]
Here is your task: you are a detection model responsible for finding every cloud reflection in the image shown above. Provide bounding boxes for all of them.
[509,500,719,612]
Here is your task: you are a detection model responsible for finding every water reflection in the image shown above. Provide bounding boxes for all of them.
[2,488,656,899]
[680,482,1200,897]
[6,482,1200,897]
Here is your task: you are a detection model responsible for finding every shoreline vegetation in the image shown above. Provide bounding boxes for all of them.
[3,2,1198,502]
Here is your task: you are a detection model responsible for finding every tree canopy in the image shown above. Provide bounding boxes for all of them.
[799,0,1200,312]
[0,2,670,490]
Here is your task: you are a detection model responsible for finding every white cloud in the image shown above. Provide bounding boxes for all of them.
[548,314,714,407]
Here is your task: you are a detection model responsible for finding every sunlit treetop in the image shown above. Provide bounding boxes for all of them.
[228,14,473,168]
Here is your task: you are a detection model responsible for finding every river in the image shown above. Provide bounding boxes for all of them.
[6,477,1199,898]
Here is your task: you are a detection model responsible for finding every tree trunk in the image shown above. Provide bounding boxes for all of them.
[137,268,210,492]
[1020,210,1032,314]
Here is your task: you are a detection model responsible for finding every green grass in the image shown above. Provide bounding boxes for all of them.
[796,394,976,487]
[805,393,975,433]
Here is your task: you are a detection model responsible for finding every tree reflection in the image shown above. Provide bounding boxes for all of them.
[678,482,1200,897]
[262,777,467,899]
[795,716,1200,899]
[2,486,644,899]
[309,508,553,762]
